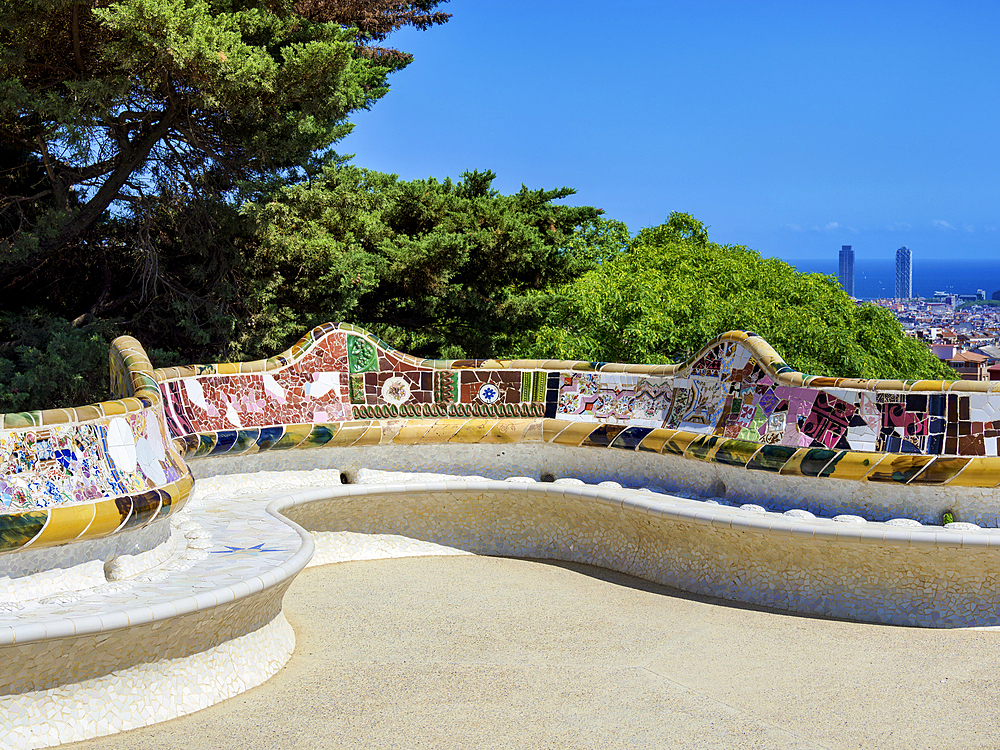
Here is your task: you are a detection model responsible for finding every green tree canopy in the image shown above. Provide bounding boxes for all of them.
[241,161,602,359]
[522,213,956,381]
[0,0,448,275]
[0,158,606,410]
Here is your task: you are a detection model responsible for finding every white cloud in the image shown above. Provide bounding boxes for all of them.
[933,219,956,231]
[885,222,912,231]
[785,223,803,232]
[963,224,975,233]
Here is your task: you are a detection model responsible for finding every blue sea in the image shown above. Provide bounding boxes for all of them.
[780,258,1000,301]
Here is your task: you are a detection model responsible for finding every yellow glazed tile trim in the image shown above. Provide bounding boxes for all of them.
[392,421,435,445]
[522,420,544,442]
[31,504,97,548]
[325,421,374,448]
[352,423,383,447]
[540,419,573,443]
[820,451,887,481]
[683,435,726,463]
[866,454,937,484]
[86,498,129,539]
[421,419,472,442]
[550,422,601,447]
[908,457,972,485]
[449,418,500,443]
[943,457,1000,488]
[637,428,678,453]
[661,430,701,457]
[482,419,538,444]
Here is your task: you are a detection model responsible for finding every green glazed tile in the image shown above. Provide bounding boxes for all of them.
[230,429,260,454]
[195,433,218,457]
[0,511,47,552]
[712,439,761,468]
[746,444,797,473]
[299,424,339,449]
[270,424,314,450]
[347,336,378,373]
[3,411,42,429]
[684,434,723,462]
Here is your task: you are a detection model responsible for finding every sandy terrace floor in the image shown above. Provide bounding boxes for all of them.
[66,553,999,750]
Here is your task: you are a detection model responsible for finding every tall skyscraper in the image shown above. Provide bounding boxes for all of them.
[839,245,855,297]
[895,246,912,299]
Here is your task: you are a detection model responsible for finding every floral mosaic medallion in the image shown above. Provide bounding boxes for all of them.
[381,376,412,405]
[478,383,501,404]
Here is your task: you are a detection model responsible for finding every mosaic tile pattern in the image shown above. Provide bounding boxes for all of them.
[0,336,192,564]
[154,326,1000,498]
[4,322,999,558]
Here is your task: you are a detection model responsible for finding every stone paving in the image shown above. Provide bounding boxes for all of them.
[67,553,1000,750]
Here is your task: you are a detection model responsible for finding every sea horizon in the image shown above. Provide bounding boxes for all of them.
[776,257,1000,301]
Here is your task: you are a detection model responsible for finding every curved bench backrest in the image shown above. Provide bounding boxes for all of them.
[4,322,1000,559]
[154,323,1000,465]
[0,338,191,556]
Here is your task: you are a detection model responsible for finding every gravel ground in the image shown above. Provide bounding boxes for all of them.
[67,554,1000,750]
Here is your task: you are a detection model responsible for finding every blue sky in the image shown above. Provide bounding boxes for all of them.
[339,0,999,267]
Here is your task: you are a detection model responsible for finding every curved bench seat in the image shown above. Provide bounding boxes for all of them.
[280,478,1000,630]
[5,468,1000,747]
[0,477,312,747]
[3,322,1000,747]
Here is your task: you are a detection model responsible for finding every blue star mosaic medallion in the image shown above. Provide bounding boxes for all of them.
[478,383,501,404]
[211,543,284,556]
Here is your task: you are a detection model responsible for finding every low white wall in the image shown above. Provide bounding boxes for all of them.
[194,442,1000,526]
[274,481,1000,629]
[1,613,294,748]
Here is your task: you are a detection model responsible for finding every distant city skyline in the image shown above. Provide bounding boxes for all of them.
[809,251,998,301]
[339,1,999,264]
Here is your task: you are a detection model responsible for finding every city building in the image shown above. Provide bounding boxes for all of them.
[895,246,912,299]
[943,351,990,381]
[839,245,854,297]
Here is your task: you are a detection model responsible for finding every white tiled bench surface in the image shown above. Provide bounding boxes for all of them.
[0,490,312,648]
[4,469,1000,647]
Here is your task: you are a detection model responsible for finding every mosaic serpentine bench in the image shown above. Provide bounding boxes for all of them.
[3,323,1000,747]
[158,322,1000,525]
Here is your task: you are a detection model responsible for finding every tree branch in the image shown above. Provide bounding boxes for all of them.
[39,101,182,255]
[34,134,68,210]
[72,3,86,73]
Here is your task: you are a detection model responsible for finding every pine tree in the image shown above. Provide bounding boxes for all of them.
[0,0,449,266]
